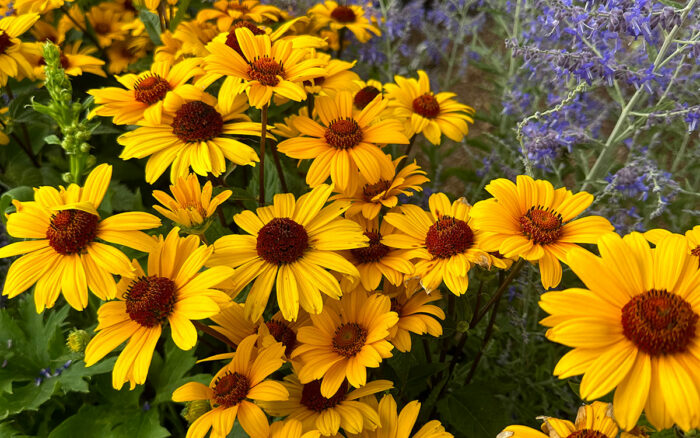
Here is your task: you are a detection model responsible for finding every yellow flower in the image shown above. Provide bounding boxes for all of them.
[385,70,474,145]
[645,225,700,268]
[105,37,151,74]
[208,185,366,321]
[292,291,398,397]
[540,232,700,431]
[303,52,360,96]
[197,0,285,32]
[383,192,493,295]
[470,175,614,289]
[0,13,40,86]
[351,79,384,111]
[259,373,392,436]
[277,91,409,191]
[270,106,309,139]
[384,280,445,353]
[84,228,234,389]
[118,88,261,183]
[497,401,618,438]
[0,107,9,145]
[153,173,231,234]
[12,0,62,14]
[172,334,288,438]
[86,5,129,47]
[88,58,204,125]
[341,215,414,292]
[0,164,161,312]
[331,156,429,220]
[308,1,381,43]
[352,394,453,438]
[204,27,324,108]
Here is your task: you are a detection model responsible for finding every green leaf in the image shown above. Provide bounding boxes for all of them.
[149,337,210,405]
[139,10,163,45]
[170,0,191,30]
[436,384,509,437]
[0,186,33,225]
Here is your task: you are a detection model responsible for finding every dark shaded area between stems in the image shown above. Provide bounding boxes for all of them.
[270,140,288,193]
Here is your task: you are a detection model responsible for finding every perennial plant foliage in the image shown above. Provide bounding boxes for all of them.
[0,0,698,436]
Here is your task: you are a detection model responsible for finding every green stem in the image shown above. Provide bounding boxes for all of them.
[671,131,691,173]
[581,0,696,191]
[259,104,268,206]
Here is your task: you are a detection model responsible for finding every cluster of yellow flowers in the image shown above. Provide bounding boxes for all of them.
[1,0,700,436]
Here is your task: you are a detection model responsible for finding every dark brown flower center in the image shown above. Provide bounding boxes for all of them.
[351,231,390,263]
[171,101,224,142]
[354,86,380,110]
[213,372,250,408]
[425,216,474,258]
[303,76,326,88]
[566,431,609,438]
[46,209,100,255]
[225,20,265,56]
[519,206,563,245]
[330,5,356,23]
[93,22,111,35]
[134,74,171,105]
[332,322,367,358]
[300,379,348,411]
[324,118,363,150]
[256,217,309,265]
[265,319,297,356]
[361,179,391,203]
[412,93,440,118]
[0,31,13,55]
[390,298,403,315]
[621,289,698,356]
[248,56,283,86]
[125,275,177,327]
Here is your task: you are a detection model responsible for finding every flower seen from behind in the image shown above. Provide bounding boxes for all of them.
[497,401,618,438]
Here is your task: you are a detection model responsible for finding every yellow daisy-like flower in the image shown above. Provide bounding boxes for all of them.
[88,58,204,125]
[204,27,325,109]
[383,192,492,295]
[0,107,9,145]
[84,227,234,389]
[260,373,392,436]
[0,13,40,86]
[540,232,700,431]
[351,394,453,438]
[384,70,474,145]
[645,225,700,268]
[331,156,429,220]
[303,52,359,96]
[210,302,310,358]
[197,0,285,32]
[30,41,106,79]
[153,173,231,234]
[383,280,445,353]
[86,5,128,47]
[342,215,414,292]
[208,184,366,321]
[13,0,62,14]
[277,91,409,191]
[270,419,321,438]
[118,88,261,183]
[105,37,150,75]
[470,175,614,289]
[270,106,309,139]
[0,164,160,312]
[497,401,618,438]
[172,334,288,438]
[308,1,381,43]
[351,79,384,112]
[292,291,398,397]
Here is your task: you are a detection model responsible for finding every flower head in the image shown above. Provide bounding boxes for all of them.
[470,175,614,289]
[540,233,700,430]
[308,1,381,43]
[0,13,40,86]
[355,394,453,438]
[385,70,474,145]
[384,280,445,353]
[153,173,231,234]
[208,184,367,321]
[173,334,288,438]
[0,164,161,311]
[497,402,618,438]
[84,228,234,389]
[293,291,398,397]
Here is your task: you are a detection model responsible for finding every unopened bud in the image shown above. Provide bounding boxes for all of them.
[66,329,90,353]
[182,400,210,424]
